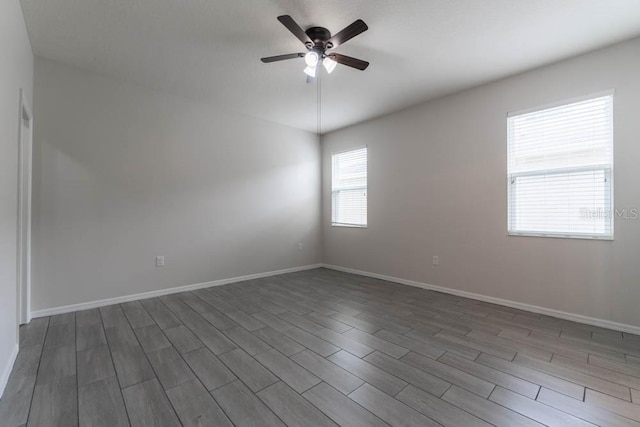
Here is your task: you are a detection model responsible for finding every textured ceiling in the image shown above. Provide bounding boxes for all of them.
[20,0,640,133]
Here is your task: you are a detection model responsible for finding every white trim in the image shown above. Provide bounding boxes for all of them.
[31,264,322,318]
[0,344,19,399]
[17,89,33,326]
[322,264,640,335]
[507,232,614,241]
[29,261,640,335]
[331,223,368,228]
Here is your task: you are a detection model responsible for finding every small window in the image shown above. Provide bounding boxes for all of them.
[332,147,367,227]
[507,93,614,239]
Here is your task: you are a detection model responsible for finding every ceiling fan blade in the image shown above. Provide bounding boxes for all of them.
[277,15,312,45]
[261,53,304,63]
[328,53,369,70]
[327,19,368,48]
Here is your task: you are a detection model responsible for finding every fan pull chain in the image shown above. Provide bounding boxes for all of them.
[317,72,322,136]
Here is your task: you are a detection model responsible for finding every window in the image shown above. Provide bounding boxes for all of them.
[507,93,613,239]
[332,147,367,227]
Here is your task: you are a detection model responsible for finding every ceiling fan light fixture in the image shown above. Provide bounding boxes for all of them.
[323,56,337,74]
[303,65,317,78]
[304,51,319,67]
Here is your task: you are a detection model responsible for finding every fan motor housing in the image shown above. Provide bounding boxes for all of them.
[305,26,332,48]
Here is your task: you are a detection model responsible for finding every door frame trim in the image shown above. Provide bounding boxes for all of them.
[17,89,33,327]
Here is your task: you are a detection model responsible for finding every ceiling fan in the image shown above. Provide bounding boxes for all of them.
[261,15,369,82]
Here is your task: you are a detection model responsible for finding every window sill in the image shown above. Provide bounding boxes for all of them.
[508,232,613,241]
[331,223,367,229]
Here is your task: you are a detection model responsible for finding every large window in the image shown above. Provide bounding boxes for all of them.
[507,93,613,239]
[332,147,367,227]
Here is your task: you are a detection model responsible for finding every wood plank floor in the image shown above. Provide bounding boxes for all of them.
[2,268,640,426]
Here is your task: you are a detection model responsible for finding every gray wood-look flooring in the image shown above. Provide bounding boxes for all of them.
[2,268,640,426]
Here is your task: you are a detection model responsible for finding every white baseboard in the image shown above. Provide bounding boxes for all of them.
[0,344,19,399]
[30,264,322,318]
[322,264,640,336]
[29,261,640,335]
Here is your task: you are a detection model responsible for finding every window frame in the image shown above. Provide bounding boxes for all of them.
[331,146,368,228]
[506,91,614,240]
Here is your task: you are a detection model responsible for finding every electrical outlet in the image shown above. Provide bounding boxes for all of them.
[432,256,439,266]
[297,242,303,251]
[156,256,165,267]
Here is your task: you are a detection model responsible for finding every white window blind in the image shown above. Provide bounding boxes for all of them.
[332,147,367,227]
[508,93,613,239]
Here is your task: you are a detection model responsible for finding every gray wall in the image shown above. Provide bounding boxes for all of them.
[0,0,33,392]
[322,38,640,327]
[32,58,321,311]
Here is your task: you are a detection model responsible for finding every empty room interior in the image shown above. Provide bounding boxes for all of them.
[3,0,640,426]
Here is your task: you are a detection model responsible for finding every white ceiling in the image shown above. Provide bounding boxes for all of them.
[20,0,640,133]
